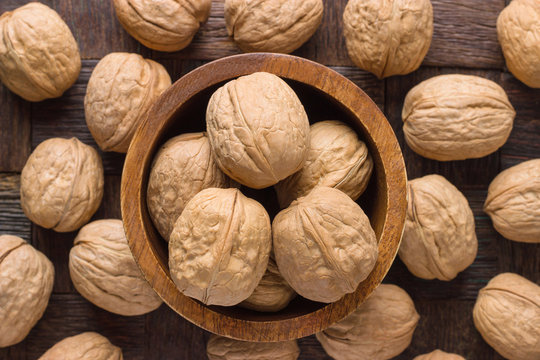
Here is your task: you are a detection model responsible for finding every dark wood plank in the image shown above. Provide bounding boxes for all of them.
[331,67,384,110]
[0,174,31,241]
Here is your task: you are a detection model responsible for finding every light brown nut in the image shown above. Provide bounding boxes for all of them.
[275,120,373,208]
[113,0,211,52]
[0,235,54,348]
[272,186,378,303]
[402,74,515,161]
[414,350,466,360]
[206,72,310,189]
[316,284,419,360]
[20,137,104,233]
[484,159,540,243]
[399,174,478,281]
[497,0,540,88]
[0,2,81,102]
[343,0,433,79]
[169,188,272,306]
[207,335,300,360]
[225,0,323,54]
[85,52,171,153]
[473,273,540,360]
[69,219,162,316]
[147,132,237,241]
[38,332,123,360]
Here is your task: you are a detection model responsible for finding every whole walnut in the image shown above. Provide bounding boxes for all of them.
[0,235,54,348]
[275,120,373,208]
[402,74,515,161]
[343,0,433,79]
[473,273,540,360]
[399,174,478,281]
[497,0,540,88]
[69,219,162,316]
[147,133,237,241]
[206,72,310,189]
[484,159,540,243]
[169,188,272,306]
[413,350,466,360]
[20,137,104,233]
[207,335,300,360]
[85,52,171,153]
[316,284,419,360]
[273,186,378,303]
[39,332,123,360]
[224,0,323,54]
[0,2,81,101]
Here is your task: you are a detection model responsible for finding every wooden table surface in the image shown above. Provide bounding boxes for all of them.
[0,0,538,359]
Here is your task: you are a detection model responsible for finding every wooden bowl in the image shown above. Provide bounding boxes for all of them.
[121,53,407,342]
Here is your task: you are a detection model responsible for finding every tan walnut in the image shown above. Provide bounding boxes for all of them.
[85,52,171,153]
[316,284,419,360]
[69,219,162,316]
[497,0,540,88]
[399,174,478,281]
[402,74,515,161]
[484,159,540,243]
[20,137,104,233]
[39,332,123,360]
[0,2,81,101]
[207,335,300,360]
[473,273,540,360]
[113,0,211,52]
[147,132,237,241]
[0,235,54,348]
[224,0,323,54]
[275,120,373,208]
[206,72,310,189]
[169,188,272,306]
[343,0,433,79]
[273,186,378,303]
[414,350,466,360]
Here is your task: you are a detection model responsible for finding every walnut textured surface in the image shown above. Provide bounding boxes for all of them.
[207,335,300,360]
[413,350,465,360]
[38,332,123,360]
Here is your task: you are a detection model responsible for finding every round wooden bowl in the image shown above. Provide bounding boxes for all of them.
[121,53,407,342]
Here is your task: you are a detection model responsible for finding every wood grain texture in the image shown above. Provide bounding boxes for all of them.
[0,174,31,241]
[0,85,30,172]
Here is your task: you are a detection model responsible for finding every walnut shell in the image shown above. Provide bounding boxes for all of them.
[402,74,515,161]
[69,219,162,316]
[206,72,310,189]
[0,235,54,348]
[497,0,540,88]
[399,174,478,281]
[473,273,540,360]
[0,2,81,102]
[20,137,104,233]
[316,284,419,360]
[272,186,378,303]
[343,0,433,79]
[169,188,271,306]
[85,52,171,153]
[224,0,323,54]
[207,335,300,360]
[484,159,540,243]
[413,350,465,360]
[38,332,123,360]
[275,120,373,208]
[147,132,237,241]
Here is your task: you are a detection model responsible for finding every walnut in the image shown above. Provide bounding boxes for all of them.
[224,0,323,54]
[0,235,54,348]
[169,188,271,306]
[147,133,237,242]
[0,2,81,102]
[413,350,465,360]
[206,72,310,189]
[399,174,478,281]
[85,52,171,153]
[402,74,515,161]
[20,137,104,233]
[207,335,300,360]
[473,273,540,360]
[38,332,123,360]
[343,0,433,79]
[316,284,419,360]
[484,159,540,243]
[272,186,378,303]
[113,0,211,52]
[275,120,373,208]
